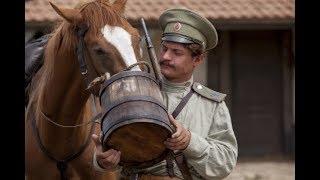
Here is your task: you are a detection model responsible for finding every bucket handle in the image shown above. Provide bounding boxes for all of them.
[123,61,152,73]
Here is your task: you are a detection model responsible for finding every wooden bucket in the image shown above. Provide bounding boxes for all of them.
[99,70,173,168]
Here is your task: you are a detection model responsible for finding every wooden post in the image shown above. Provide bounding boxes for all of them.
[219,31,232,112]
[282,30,295,156]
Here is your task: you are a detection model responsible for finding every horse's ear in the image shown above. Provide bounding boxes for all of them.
[112,0,127,14]
[49,1,83,24]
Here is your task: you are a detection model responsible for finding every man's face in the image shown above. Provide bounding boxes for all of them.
[159,41,201,83]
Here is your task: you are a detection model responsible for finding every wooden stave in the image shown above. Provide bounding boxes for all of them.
[99,71,173,168]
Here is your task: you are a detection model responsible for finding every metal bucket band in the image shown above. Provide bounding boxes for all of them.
[99,95,168,130]
[99,71,160,105]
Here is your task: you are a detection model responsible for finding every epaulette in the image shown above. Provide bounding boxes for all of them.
[192,82,226,102]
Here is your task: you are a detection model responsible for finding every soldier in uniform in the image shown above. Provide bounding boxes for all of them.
[92,8,238,180]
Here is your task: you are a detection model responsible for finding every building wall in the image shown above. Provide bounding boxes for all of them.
[207,29,295,157]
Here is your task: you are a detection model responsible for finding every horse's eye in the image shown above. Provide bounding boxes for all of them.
[93,46,107,56]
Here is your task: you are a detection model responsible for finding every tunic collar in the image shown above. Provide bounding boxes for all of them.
[162,76,193,93]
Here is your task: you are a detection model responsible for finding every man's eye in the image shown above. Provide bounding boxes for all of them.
[161,47,167,52]
[174,51,183,56]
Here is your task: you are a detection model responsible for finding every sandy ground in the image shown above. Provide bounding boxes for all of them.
[224,158,294,180]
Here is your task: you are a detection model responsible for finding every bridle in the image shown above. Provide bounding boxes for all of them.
[32,20,151,180]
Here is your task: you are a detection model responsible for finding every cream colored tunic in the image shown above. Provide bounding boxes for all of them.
[94,76,238,180]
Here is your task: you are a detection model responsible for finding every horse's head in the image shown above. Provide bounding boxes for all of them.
[50,0,142,78]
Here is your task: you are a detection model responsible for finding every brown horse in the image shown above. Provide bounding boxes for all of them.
[25,0,142,179]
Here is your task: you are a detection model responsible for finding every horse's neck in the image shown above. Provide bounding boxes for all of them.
[35,33,93,158]
[40,36,89,124]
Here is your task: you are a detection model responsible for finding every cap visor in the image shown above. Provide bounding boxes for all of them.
[161,35,194,44]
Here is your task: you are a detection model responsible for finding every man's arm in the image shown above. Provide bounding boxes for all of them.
[183,101,238,179]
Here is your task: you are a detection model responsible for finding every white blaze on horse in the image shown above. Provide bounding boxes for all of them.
[25,0,142,179]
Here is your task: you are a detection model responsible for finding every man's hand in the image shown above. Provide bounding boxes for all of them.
[164,114,191,150]
[92,134,121,170]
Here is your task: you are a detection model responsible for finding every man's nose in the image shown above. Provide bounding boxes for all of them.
[161,50,171,61]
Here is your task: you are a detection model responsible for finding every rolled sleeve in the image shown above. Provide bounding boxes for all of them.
[184,131,210,158]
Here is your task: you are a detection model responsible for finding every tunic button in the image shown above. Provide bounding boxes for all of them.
[197,85,203,89]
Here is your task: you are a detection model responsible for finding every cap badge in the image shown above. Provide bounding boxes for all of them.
[173,22,182,32]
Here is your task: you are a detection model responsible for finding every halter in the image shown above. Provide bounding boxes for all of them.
[76,23,92,89]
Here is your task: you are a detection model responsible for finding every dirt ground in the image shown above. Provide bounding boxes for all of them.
[224,157,294,180]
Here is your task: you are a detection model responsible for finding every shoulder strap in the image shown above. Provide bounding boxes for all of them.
[166,87,194,179]
[171,88,194,119]
[192,82,226,102]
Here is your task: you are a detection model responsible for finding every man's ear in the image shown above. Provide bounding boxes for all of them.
[192,54,205,68]
[49,1,83,24]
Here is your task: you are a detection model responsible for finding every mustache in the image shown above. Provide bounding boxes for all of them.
[159,61,175,68]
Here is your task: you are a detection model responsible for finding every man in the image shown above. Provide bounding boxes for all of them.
[92,8,238,180]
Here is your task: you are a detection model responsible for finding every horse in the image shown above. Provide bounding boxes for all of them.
[25,0,142,179]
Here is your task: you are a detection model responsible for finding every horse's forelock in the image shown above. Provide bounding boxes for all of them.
[44,0,138,77]
[45,0,125,61]
[79,0,124,32]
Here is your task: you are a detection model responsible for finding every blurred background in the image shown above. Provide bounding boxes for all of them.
[25,0,295,179]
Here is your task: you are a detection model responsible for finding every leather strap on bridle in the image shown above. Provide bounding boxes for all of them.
[166,87,194,180]
[76,23,91,87]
